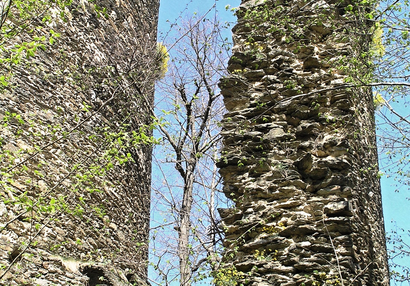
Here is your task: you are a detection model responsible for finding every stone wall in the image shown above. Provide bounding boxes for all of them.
[0,0,159,285]
[217,0,389,285]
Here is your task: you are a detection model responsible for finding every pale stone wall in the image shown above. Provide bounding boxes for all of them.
[217,0,389,285]
[0,0,159,285]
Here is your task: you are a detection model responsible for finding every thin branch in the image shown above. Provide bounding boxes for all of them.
[322,212,344,286]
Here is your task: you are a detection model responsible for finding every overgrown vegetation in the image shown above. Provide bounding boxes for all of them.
[1,0,410,285]
[0,0,159,283]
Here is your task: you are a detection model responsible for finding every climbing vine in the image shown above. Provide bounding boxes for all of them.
[215,0,389,285]
[0,0,160,284]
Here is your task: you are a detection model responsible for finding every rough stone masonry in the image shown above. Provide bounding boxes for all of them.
[0,0,159,285]
[217,0,389,285]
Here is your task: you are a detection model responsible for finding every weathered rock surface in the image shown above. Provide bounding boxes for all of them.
[217,0,389,285]
[0,0,158,285]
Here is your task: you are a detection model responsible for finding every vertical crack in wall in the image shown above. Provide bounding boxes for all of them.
[217,0,389,285]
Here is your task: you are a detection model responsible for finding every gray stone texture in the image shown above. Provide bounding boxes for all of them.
[0,0,159,285]
[218,0,389,285]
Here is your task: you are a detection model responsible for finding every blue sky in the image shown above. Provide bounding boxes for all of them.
[157,0,240,44]
[378,100,410,282]
[150,2,241,285]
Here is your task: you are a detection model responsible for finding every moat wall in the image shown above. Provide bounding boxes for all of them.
[0,0,159,285]
[217,0,389,285]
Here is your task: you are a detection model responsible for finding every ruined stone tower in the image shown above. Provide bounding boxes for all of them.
[217,0,389,285]
[0,0,159,285]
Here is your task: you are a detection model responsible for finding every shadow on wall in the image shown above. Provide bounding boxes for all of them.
[81,265,113,286]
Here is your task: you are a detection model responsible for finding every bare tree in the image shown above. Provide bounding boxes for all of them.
[371,1,410,282]
[149,13,232,286]
[374,0,410,189]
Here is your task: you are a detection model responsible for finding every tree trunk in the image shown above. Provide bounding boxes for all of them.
[179,164,195,286]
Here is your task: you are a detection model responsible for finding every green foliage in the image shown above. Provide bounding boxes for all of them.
[374,6,410,282]
[373,92,385,109]
[253,249,277,261]
[0,0,161,281]
[156,42,169,79]
[371,22,385,57]
[301,270,343,286]
[0,0,68,86]
[213,265,244,286]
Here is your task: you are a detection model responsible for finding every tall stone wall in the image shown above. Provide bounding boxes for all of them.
[217,0,389,285]
[0,0,159,285]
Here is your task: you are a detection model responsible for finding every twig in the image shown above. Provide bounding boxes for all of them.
[322,212,345,286]
[0,212,58,279]
[349,262,372,285]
